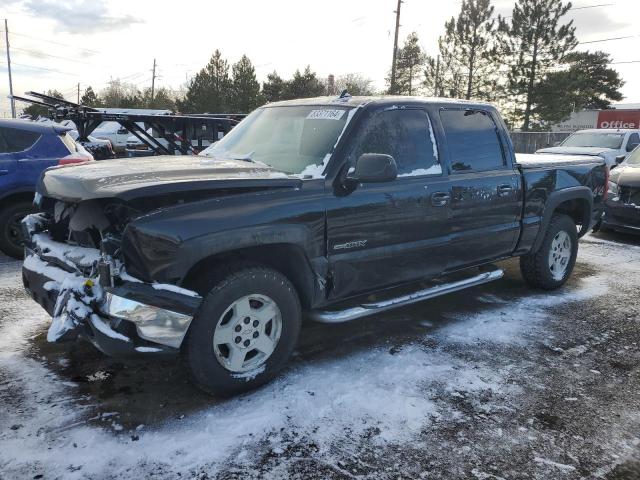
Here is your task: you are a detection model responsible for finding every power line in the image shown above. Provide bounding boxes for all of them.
[7,30,101,55]
[0,61,77,76]
[579,35,639,45]
[11,46,91,65]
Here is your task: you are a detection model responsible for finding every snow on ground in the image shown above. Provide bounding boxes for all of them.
[0,233,638,478]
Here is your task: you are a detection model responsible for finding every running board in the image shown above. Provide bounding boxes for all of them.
[308,269,504,323]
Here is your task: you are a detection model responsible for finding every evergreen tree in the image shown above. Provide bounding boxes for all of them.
[436,0,498,100]
[262,71,285,103]
[230,55,262,112]
[498,0,577,130]
[141,87,176,110]
[23,89,65,118]
[388,32,426,95]
[179,50,232,113]
[282,66,325,99]
[80,86,101,107]
[534,51,624,127]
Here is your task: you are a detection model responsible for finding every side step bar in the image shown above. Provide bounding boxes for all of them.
[308,269,504,323]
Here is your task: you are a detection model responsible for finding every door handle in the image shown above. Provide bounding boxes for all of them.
[0,169,8,176]
[431,191,450,207]
[497,184,513,196]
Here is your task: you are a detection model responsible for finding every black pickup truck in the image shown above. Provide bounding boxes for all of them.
[21,96,607,395]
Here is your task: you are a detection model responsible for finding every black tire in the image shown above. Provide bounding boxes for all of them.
[0,201,34,259]
[184,264,301,396]
[520,213,578,290]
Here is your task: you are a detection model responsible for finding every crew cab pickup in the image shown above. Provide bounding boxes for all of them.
[21,96,607,395]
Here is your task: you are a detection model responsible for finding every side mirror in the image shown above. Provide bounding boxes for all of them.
[553,141,561,147]
[346,153,398,184]
[117,128,128,135]
[626,142,639,153]
[615,155,626,165]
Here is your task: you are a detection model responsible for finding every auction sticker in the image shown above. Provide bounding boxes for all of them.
[307,109,346,120]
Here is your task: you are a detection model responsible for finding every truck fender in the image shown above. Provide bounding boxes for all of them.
[532,186,593,252]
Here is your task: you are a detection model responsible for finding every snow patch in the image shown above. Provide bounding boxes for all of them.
[398,164,443,177]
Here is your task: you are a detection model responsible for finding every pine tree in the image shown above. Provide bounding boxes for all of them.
[80,86,100,107]
[388,32,426,95]
[534,51,624,126]
[141,87,176,110]
[282,66,326,99]
[179,50,232,113]
[498,0,577,130]
[262,71,285,103]
[230,55,262,112]
[437,0,498,100]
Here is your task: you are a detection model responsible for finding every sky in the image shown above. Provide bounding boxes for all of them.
[1,0,639,117]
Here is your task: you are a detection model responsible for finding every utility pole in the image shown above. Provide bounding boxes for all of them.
[389,0,402,93]
[4,19,16,118]
[77,82,80,104]
[433,55,440,97]
[150,58,156,103]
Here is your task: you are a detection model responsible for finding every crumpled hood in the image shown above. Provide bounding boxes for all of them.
[610,165,640,187]
[38,156,302,202]
[536,146,612,156]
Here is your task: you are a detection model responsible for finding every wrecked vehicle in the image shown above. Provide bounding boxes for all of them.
[22,96,608,395]
[598,145,640,234]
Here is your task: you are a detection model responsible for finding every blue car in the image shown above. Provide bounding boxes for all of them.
[0,119,92,258]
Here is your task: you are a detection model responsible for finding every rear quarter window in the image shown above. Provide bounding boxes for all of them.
[440,109,505,172]
[59,132,79,153]
[0,126,42,153]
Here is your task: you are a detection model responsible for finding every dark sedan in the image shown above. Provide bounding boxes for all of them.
[601,147,640,234]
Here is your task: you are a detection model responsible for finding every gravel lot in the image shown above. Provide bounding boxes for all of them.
[0,231,639,479]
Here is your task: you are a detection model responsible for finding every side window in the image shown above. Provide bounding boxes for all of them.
[352,109,440,176]
[627,132,640,151]
[0,127,41,154]
[440,109,505,172]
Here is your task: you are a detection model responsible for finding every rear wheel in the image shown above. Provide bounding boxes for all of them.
[520,214,578,290]
[184,264,301,395]
[0,201,34,259]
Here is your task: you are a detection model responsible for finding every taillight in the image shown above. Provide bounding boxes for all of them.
[58,152,94,165]
[603,165,610,201]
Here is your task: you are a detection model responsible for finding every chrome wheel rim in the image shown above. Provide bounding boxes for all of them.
[548,231,572,281]
[212,294,282,373]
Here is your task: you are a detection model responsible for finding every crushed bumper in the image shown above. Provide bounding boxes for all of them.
[601,202,640,235]
[21,216,202,356]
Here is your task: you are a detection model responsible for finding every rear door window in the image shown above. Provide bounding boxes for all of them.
[0,127,42,153]
[352,109,441,176]
[440,109,505,172]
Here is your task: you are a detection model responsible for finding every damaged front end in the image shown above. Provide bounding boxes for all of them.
[21,206,202,356]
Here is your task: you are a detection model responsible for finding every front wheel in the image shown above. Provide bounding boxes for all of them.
[520,214,578,290]
[184,264,301,395]
[0,201,34,259]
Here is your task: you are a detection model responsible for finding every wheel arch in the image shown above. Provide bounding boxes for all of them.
[532,186,593,252]
[0,189,36,211]
[181,243,319,309]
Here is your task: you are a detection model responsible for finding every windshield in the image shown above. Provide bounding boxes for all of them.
[561,132,625,149]
[624,146,640,166]
[199,105,354,174]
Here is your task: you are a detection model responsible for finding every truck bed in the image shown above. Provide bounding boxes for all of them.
[516,153,605,169]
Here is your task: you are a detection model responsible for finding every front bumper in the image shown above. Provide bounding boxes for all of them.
[21,218,202,356]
